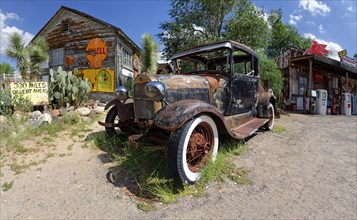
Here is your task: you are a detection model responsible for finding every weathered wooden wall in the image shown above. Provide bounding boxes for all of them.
[43,10,116,71]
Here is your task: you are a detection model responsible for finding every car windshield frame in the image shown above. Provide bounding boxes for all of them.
[171,41,258,76]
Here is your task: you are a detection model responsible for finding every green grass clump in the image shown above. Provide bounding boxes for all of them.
[272,123,287,133]
[136,202,157,212]
[90,133,251,206]
[2,180,14,192]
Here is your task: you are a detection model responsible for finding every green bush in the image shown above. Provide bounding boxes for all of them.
[0,89,12,115]
[12,94,33,112]
[259,54,283,96]
[61,112,82,125]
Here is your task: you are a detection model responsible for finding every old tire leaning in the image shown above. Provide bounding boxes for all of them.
[168,115,219,184]
[105,107,132,137]
[105,107,119,137]
[264,103,275,130]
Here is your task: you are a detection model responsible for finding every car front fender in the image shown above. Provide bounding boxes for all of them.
[154,100,225,131]
[105,98,134,122]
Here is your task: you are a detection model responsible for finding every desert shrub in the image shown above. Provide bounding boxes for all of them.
[12,94,33,112]
[0,89,12,115]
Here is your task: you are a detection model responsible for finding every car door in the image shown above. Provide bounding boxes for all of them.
[230,60,259,115]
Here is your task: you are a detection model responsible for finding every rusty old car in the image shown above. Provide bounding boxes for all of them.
[99,40,276,184]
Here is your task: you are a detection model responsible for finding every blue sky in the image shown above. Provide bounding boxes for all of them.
[1,0,356,70]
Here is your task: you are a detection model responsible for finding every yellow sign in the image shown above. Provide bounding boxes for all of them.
[338,49,347,58]
[10,82,48,106]
[86,38,108,68]
[82,69,114,92]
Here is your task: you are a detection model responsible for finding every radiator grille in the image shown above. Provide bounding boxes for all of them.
[134,82,154,119]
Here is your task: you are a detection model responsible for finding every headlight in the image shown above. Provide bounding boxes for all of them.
[114,86,128,102]
[144,81,166,102]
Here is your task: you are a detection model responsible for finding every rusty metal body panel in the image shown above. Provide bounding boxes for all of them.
[100,40,275,145]
[104,98,134,123]
[154,100,224,131]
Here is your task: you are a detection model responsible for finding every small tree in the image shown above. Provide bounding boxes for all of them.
[5,33,48,82]
[259,54,284,96]
[5,33,29,81]
[28,37,49,81]
[0,62,15,76]
[140,33,158,74]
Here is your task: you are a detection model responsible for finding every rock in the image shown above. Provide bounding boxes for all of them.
[82,116,90,122]
[51,109,60,117]
[93,106,104,114]
[52,116,62,123]
[38,113,52,125]
[0,123,11,131]
[13,111,28,121]
[59,107,67,116]
[30,110,42,120]
[25,118,40,127]
[0,115,6,124]
[75,107,91,116]
[18,125,25,133]
[67,106,75,111]
[85,99,95,107]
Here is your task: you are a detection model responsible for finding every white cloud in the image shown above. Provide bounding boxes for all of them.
[304,33,316,39]
[299,0,331,16]
[318,24,325,33]
[289,14,302,25]
[303,33,343,60]
[307,21,316,25]
[347,6,354,12]
[0,10,33,55]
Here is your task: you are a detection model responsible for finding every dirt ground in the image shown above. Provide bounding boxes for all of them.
[1,114,356,219]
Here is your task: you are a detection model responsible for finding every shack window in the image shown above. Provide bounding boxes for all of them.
[62,20,69,32]
[50,48,64,67]
[122,47,133,69]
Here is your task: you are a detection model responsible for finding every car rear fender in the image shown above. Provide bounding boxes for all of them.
[257,85,276,117]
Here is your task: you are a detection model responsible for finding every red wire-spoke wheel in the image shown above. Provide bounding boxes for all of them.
[186,122,214,172]
[168,115,219,184]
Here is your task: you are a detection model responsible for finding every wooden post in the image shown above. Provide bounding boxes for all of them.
[308,58,313,96]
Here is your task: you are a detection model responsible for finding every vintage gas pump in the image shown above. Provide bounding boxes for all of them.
[341,93,352,115]
[316,89,327,115]
[352,94,357,115]
[331,88,340,115]
[309,90,316,114]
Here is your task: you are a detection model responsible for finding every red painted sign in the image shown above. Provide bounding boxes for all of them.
[306,40,329,57]
[314,70,324,82]
[86,38,108,68]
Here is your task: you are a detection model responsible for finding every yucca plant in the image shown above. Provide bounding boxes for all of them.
[140,33,158,74]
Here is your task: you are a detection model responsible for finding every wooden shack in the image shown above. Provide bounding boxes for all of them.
[32,6,141,101]
[277,48,357,113]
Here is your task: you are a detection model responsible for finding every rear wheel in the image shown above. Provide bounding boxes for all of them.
[264,103,275,130]
[168,115,219,184]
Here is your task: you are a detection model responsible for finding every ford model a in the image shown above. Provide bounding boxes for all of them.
[99,40,275,184]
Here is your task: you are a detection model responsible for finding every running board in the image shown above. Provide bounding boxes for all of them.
[231,118,269,140]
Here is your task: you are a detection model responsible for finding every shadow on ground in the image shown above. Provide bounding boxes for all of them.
[85,131,176,202]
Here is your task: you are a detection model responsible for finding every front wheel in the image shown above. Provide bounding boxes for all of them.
[264,103,275,130]
[168,115,219,184]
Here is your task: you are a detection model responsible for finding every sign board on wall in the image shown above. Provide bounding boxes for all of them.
[341,56,357,68]
[338,50,347,58]
[10,82,48,105]
[86,38,108,68]
[81,69,114,92]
